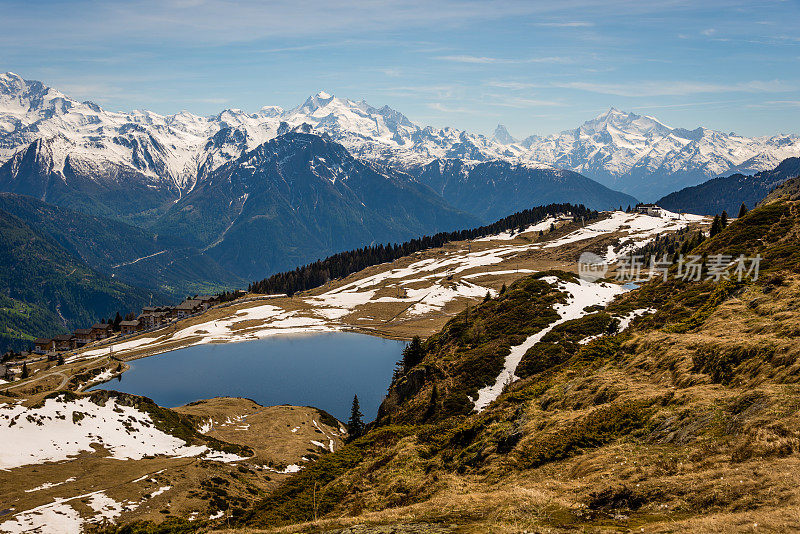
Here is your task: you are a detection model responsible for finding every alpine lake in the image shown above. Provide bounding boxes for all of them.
[90,332,405,422]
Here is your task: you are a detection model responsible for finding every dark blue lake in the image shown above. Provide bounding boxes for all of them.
[90,332,405,422]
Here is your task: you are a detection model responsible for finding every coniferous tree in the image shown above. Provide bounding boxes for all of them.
[710,215,722,237]
[721,210,728,229]
[20,362,29,379]
[402,336,424,372]
[113,312,123,331]
[57,354,64,366]
[347,395,364,439]
[500,283,507,295]
[483,291,491,303]
[738,203,748,219]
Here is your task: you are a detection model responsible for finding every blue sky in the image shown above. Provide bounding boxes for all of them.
[2,0,799,137]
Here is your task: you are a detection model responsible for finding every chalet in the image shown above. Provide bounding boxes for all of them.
[74,328,94,346]
[91,323,114,341]
[636,204,662,217]
[136,313,154,328]
[174,299,202,318]
[53,334,76,352]
[34,338,55,354]
[138,310,171,328]
[197,295,220,309]
[119,320,140,335]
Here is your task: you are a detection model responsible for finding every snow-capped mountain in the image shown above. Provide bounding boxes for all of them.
[153,132,479,279]
[516,108,800,199]
[492,124,517,145]
[2,71,799,209]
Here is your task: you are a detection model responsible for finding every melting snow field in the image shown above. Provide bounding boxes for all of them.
[0,396,247,470]
[473,277,628,412]
[543,210,703,257]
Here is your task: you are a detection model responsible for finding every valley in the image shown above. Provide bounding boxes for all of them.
[0,208,710,532]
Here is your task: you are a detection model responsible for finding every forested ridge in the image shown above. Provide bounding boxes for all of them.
[249,203,596,296]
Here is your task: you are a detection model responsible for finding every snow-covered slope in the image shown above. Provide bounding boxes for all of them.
[2,72,798,207]
[517,108,800,199]
[0,393,248,470]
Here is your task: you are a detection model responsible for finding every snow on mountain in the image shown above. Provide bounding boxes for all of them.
[517,108,800,199]
[492,124,516,145]
[1,72,799,203]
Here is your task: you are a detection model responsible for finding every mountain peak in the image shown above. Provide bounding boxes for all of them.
[580,107,673,138]
[0,71,29,94]
[297,91,338,113]
[492,124,516,145]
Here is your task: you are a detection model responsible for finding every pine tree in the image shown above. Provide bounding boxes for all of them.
[20,362,29,379]
[500,283,507,295]
[483,291,491,303]
[347,395,364,439]
[57,354,64,366]
[720,210,728,229]
[738,203,748,219]
[710,215,722,237]
[402,336,424,372]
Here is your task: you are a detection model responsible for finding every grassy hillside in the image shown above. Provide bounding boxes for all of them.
[0,209,150,351]
[230,195,800,532]
[761,173,800,204]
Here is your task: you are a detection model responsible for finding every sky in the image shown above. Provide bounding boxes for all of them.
[1,0,799,138]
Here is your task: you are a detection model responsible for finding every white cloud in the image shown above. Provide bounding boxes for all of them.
[762,100,800,107]
[485,81,540,90]
[483,94,565,108]
[427,102,472,113]
[533,21,594,27]
[435,55,572,64]
[556,79,795,97]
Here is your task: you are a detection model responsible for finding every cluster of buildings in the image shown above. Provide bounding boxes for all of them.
[635,204,663,217]
[32,295,222,355]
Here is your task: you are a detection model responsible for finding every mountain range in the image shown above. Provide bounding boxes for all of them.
[2,72,798,206]
[0,71,796,350]
[656,157,800,216]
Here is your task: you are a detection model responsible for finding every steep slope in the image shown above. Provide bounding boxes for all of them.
[0,136,182,223]
[413,158,638,221]
[0,193,244,296]
[234,197,800,532]
[155,132,479,280]
[657,157,800,216]
[0,209,149,351]
[760,169,800,204]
